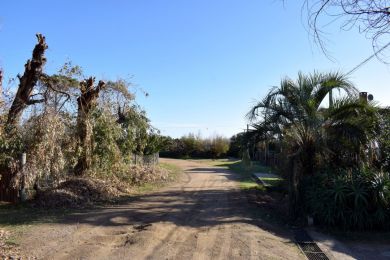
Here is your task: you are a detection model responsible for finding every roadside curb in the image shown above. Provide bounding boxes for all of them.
[306,228,355,260]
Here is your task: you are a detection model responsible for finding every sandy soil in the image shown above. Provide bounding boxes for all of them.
[18,158,302,259]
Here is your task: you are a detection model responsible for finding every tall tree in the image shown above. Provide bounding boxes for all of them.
[248,72,378,219]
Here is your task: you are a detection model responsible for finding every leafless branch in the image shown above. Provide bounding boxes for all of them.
[302,0,390,60]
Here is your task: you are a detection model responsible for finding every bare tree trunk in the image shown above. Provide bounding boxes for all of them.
[74,77,104,176]
[6,34,48,128]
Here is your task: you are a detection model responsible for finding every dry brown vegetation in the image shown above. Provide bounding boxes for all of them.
[0,34,169,207]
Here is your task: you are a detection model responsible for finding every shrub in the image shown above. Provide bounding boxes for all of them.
[91,108,123,173]
[303,168,390,230]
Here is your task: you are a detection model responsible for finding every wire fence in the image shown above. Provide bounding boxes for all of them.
[131,153,159,166]
[254,150,280,168]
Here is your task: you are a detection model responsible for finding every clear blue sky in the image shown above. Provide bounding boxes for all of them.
[1,0,389,138]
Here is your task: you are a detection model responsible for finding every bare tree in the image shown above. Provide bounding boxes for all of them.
[7,34,48,127]
[74,77,105,176]
[302,0,390,57]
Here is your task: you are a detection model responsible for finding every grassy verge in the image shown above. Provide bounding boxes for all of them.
[0,203,69,247]
[131,162,182,194]
[158,162,183,178]
[201,159,289,225]
[208,159,276,190]
[0,203,68,226]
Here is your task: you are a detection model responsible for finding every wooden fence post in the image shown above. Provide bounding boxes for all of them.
[20,153,27,202]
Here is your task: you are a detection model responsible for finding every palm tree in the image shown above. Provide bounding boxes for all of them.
[247,71,378,220]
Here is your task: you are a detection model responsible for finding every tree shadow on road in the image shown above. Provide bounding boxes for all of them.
[0,165,293,242]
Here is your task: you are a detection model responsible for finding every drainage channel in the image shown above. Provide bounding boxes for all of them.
[293,228,329,260]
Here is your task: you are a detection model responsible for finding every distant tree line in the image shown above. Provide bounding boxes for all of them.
[159,133,231,159]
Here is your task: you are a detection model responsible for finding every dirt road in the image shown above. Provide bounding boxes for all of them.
[19,159,302,259]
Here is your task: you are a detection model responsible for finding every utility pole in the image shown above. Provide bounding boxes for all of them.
[0,68,3,105]
[329,89,333,108]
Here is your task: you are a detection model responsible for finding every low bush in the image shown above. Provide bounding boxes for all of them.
[303,168,390,230]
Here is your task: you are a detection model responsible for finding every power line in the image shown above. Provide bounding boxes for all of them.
[346,41,390,76]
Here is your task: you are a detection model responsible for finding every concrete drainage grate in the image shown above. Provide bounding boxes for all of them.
[298,242,322,252]
[305,252,329,260]
[293,228,329,260]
